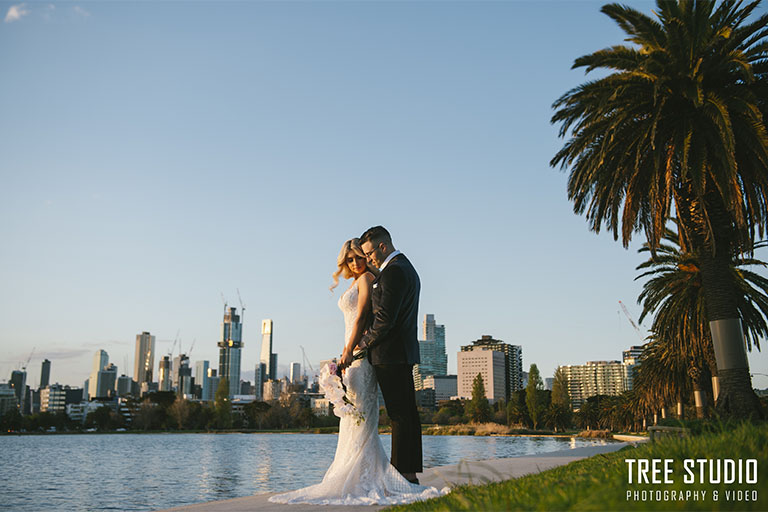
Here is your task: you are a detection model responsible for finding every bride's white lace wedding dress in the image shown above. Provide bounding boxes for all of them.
[268,282,449,506]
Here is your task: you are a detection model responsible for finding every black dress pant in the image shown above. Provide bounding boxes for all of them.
[373,363,423,474]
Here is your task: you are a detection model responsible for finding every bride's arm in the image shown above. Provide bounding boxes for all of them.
[341,272,374,366]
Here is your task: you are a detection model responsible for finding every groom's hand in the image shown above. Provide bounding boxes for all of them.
[340,348,353,370]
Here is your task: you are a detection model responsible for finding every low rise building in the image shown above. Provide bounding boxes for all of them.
[423,375,458,406]
[41,384,68,414]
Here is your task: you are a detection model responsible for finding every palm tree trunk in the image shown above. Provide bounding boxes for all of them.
[697,213,763,418]
[693,387,705,419]
[677,399,684,419]
[678,187,764,419]
[660,406,667,420]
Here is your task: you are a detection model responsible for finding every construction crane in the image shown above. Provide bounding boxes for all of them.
[21,347,35,371]
[187,338,196,357]
[300,345,315,378]
[618,300,644,340]
[168,329,180,358]
[221,292,228,314]
[237,288,246,322]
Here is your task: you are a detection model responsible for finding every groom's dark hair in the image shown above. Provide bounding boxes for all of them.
[360,226,392,246]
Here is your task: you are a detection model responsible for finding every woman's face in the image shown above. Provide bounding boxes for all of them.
[346,250,367,277]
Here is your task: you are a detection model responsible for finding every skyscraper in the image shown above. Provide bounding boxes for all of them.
[173,354,192,397]
[460,335,523,400]
[10,370,26,412]
[290,362,301,384]
[218,307,243,398]
[40,359,51,389]
[96,363,118,398]
[207,368,221,400]
[134,331,156,387]
[88,350,110,399]
[158,356,172,392]
[254,362,266,400]
[195,360,211,401]
[116,375,134,396]
[413,314,448,389]
[260,319,277,381]
[173,353,189,389]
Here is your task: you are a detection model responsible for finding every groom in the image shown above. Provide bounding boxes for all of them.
[356,225,422,484]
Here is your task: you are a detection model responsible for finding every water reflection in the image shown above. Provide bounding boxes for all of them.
[0,433,609,511]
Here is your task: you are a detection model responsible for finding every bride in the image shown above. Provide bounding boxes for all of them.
[269,238,448,506]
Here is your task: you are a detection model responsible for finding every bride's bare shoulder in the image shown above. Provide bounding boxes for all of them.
[358,272,375,288]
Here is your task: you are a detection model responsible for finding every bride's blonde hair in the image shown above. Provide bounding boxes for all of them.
[330,238,378,291]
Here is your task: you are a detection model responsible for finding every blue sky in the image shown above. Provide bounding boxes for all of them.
[1,0,766,390]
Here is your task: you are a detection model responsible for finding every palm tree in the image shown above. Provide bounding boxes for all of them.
[635,224,768,417]
[634,335,695,418]
[551,0,768,417]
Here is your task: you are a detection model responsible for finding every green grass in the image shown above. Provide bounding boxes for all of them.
[387,422,767,511]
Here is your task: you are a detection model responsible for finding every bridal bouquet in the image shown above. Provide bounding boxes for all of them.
[319,357,366,425]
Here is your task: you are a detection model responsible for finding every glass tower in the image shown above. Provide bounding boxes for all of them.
[260,319,277,381]
[134,331,156,387]
[414,314,448,389]
[218,307,243,398]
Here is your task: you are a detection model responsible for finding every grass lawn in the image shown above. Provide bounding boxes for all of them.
[387,422,767,511]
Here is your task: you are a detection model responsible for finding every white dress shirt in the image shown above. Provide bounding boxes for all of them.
[379,250,401,271]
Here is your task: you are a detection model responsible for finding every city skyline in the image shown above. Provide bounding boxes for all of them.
[1,1,766,391]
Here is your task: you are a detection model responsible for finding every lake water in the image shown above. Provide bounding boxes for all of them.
[0,433,608,511]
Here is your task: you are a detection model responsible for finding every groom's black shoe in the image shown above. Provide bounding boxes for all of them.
[407,477,419,485]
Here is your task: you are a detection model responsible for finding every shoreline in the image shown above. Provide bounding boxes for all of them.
[1,426,645,438]
[155,442,636,512]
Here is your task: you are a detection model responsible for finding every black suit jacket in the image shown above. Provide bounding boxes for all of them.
[361,253,421,365]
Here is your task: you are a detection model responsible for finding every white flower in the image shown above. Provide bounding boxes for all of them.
[318,362,365,425]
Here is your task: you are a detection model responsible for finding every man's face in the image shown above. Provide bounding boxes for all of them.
[361,240,385,269]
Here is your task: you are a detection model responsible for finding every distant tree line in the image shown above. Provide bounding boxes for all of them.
[1,382,340,433]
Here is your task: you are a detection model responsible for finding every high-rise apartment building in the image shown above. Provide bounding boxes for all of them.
[40,359,51,389]
[622,344,645,390]
[457,349,506,404]
[558,360,634,410]
[134,331,156,388]
[460,335,523,400]
[413,314,448,389]
[218,307,244,398]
